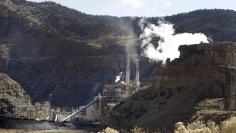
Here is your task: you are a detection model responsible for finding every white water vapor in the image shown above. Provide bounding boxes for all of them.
[115,72,123,83]
[139,18,210,62]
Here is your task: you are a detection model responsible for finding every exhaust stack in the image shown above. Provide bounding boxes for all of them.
[125,56,130,85]
[124,56,130,97]
[135,58,140,89]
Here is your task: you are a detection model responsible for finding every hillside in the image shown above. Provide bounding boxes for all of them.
[165,9,236,42]
[0,44,30,117]
[109,43,236,132]
[0,0,140,107]
[0,73,31,117]
[0,0,236,107]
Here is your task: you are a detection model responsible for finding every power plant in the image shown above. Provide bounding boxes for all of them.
[47,55,142,123]
[56,54,142,122]
[10,54,143,123]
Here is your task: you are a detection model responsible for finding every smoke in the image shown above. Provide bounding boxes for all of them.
[139,18,210,62]
[115,72,123,83]
[119,19,140,86]
[91,83,100,92]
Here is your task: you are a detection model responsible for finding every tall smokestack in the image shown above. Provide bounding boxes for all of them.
[135,58,140,89]
[124,55,130,97]
[126,55,130,86]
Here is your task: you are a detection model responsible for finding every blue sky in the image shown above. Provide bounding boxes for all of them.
[28,0,236,17]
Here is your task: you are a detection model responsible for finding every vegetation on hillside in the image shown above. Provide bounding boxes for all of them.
[165,9,236,42]
[99,117,236,133]
[174,117,236,133]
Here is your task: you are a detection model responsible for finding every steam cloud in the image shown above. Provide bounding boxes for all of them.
[139,18,210,62]
[115,72,123,83]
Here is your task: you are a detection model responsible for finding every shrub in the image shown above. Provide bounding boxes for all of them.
[100,117,236,133]
[98,127,119,133]
[131,127,146,133]
[174,117,236,133]
[221,117,236,133]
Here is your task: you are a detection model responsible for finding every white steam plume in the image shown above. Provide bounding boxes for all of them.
[139,18,210,62]
[115,72,123,83]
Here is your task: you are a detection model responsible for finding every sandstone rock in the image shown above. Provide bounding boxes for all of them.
[0,73,31,117]
[109,43,236,132]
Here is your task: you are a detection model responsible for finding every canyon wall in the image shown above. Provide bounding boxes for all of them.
[109,43,236,131]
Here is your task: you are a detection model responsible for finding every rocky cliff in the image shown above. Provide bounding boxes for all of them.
[0,42,31,117]
[109,43,236,132]
[0,73,31,117]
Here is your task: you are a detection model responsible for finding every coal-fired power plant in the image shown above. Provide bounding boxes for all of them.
[7,46,143,123]
[52,54,143,123]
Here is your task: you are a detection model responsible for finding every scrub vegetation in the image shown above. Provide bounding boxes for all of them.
[100,117,236,133]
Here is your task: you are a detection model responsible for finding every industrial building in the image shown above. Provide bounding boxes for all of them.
[54,55,142,123]
[9,55,142,123]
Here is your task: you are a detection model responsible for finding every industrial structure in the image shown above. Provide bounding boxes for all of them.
[54,55,142,122]
[55,94,102,122]
[14,101,72,121]
[11,55,143,123]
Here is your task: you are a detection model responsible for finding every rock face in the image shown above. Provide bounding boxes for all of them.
[0,73,31,117]
[0,44,31,117]
[109,43,236,132]
[0,45,9,73]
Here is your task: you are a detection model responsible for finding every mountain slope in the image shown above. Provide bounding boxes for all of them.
[0,0,148,107]
[1,0,236,107]
[165,9,236,42]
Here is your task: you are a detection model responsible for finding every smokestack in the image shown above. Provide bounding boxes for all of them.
[135,58,140,89]
[125,55,130,86]
[124,55,130,98]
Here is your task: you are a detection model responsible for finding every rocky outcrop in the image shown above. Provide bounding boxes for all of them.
[109,43,236,132]
[0,44,9,73]
[0,73,31,117]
